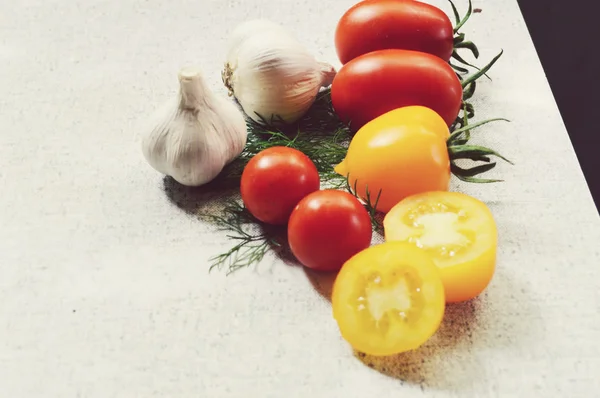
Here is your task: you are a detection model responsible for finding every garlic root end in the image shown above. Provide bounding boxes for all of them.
[319,62,337,87]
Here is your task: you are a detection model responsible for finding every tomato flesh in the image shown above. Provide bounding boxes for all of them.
[288,190,372,272]
[332,242,445,356]
[331,49,462,130]
[240,146,320,225]
[335,0,455,64]
[384,191,498,303]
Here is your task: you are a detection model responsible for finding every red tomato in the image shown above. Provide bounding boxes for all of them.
[240,146,320,225]
[287,190,372,272]
[331,49,462,130]
[335,0,454,65]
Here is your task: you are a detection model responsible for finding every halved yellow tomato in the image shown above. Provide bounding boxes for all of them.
[383,191,497,303]
[331,242,445,356]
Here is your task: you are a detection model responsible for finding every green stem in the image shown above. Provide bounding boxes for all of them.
[448,144,514,165]
[448,117,510,143]
[461,50,504,89]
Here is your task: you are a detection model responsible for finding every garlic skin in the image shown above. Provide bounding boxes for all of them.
[223,20,336,125]
[141,67,247,187]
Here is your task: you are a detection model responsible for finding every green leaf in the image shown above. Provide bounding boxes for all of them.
[451,161,497,177]
[454,173,504,183]
[453,33,465,45]
[463,81,476,100]
[454,0,473,33]
[464,102,475,118]
[452,50,490,80]
[462,49,504,89]
[455,40,480,59]
[448,144,514,165]
[448,117,510,143]
[448,0,461,26]
[450,62,469,74]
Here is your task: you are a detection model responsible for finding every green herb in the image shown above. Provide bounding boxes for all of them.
[344,176,384,234]
[218,89,352,189]
[201,198,290,274]
[449,0,504,128]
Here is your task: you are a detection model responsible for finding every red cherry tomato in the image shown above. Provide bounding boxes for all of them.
[331,49,462,130]
[287,190,372,272]
[335,0,454,65]
[240,146,320,225]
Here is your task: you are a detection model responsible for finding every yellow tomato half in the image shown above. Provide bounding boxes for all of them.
[331,242,445,356]
[334,106,451,213]
[383,191,497,303]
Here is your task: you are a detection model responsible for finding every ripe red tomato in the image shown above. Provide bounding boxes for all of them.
[240,146,320,225]
[335,0,454,65]
[287,190,372,272]
[331,49,462,130]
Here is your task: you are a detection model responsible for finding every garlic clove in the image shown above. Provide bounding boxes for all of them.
[141,66,247,187]
[223,19,337,125]
[225,19,293,68]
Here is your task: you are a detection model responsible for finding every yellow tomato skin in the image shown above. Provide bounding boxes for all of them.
[383,191,497,303]
[334,106,451,214]
[331,241,445,357]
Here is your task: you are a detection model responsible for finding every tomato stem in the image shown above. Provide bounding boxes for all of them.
[449,0,496,86]
[461,50,504,90]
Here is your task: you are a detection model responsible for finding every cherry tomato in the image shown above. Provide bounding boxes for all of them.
[240,146,320,225]
[287,190,372,272]
[334,107,451,214]
[332,241,445,356]
[331,49,462,130]
[384,191,497,303]
[335,0,454,65]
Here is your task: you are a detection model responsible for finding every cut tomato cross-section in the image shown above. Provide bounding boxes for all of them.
[331,242,445,356]
[384,191,498,303]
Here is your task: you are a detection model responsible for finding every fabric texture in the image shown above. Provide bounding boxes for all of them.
[1,0,599,396]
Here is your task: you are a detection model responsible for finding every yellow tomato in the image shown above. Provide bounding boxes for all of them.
[331,241,445,356]
[334,106,451,214]
[383,191,497,303]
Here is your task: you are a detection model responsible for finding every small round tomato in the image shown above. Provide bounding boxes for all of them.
[334,107,451,214]
[287,190,372,272]
[240,146,320,225]
[335,0,455,64]
[332,241,445,356]
[331,49,462,130]
[383,191,497,303]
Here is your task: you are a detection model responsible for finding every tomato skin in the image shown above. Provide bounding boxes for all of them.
[287,190,372,272]
[240,147,320,225]
[335,107,451,214]
[331,49,462,130]
[335,0,454,65]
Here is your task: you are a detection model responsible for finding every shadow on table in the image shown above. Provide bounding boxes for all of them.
[305,266,540,391]
[353,299,483,387]
[162,175,239,216]
[304,268,337,301]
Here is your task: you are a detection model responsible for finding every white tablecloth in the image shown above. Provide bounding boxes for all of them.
[2,0,599,396]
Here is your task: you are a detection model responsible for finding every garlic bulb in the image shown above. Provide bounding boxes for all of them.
[141,66,247,187]
[222,20,337,125]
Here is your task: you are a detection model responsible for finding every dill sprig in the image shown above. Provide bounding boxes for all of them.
[201,199,290,274]
[344,176,384,234]
[217,88,352,188]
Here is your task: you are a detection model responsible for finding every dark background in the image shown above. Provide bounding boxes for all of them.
[516,1,600,211]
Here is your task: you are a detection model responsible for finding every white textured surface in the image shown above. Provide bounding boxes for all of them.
[1,0,599,396]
